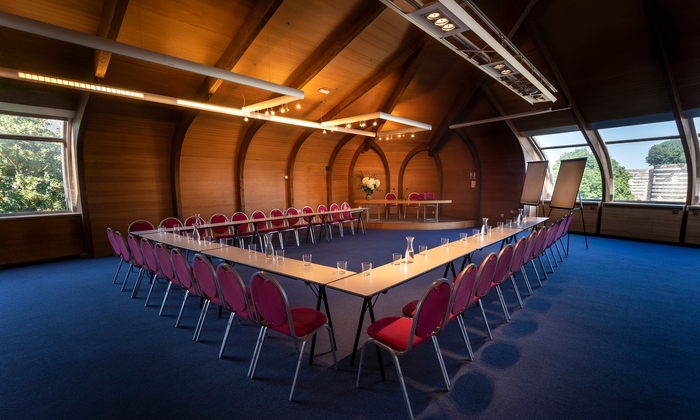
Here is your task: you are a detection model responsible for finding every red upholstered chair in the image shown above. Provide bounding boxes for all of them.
[107,228,124,284]
[208,213,236,245]
[402,264,479,360]
[404,192,420,219]
[251,210,278,249]
[301,206,320,244]
[215,262,256,359]
[248,271,337,401]
[340,202,360,234]
[557,214,574,257]
[191,254,223,342]
[170,248,202,328]
[154,242,180,316]
[542,220,561,271]
[529,227,549,284]
[508,237,532,298]
[158,217,182,230]
[357,278,453,420]
[231,212,255,248]
[113,231,134,286]
[328,203,344,238]
[471,252,498,339]
[128,219,154,233]
[137,237,162,301]
[490,244,517,322]
[269,208,296,248]
[283,207,306,246]
[384,192,401,219]
[125,234,146,294]
[552,216,569,260]
[520,230,541,289]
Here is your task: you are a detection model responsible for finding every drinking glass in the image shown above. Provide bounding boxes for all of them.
[441,238,449,247]
[275,250,284,260]
[419,245,428,256]
[248,244,257,254]
[472,229,480,237]
[361,262,372,276]
[337,261,347,274]
[392,253,402,265]
[302,254,312,266]
[497,221,504,230]
[460,232,468,241]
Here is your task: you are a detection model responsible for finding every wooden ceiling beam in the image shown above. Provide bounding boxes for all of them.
[93,0,130,78]
[643,0,698,205]
[527,19,613,201]
[284,1,385,89]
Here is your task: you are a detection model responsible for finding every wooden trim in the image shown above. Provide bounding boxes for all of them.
[93,0,129,78]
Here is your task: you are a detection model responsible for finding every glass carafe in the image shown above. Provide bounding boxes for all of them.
[481,217,488,235]
[405,236,415,264]
[518,208,525,223]
[263,233,274,259]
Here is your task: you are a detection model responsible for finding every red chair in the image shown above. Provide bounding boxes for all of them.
[250,210,278,249]
[340,202,361,234]
[489,244,516,322]
[508,236,532,298]
[231,212,255,248]
[215,262,256,359]
[529,227,549,284]
[402,263,479,360]
[184,214,207,239]
[125,234,146,294]
[471,252,498,339]
[208,213,236,244]
[170,248,202,328]
[301,205,321,243]
[192,254,222,342]
[113,231,134,286]
[542,220,561,271]
[315,204,338,240]
[283,207,306,246]
[158,217,182,230]
[141,237,164,305]
[556,214,574,257]
[128,219,154,233]
[552,216,569,260]
[404,192,420,219]
[107,228,124,284]
[357,278,452,420]
[269,208,296,248]
[384,192,401,219]
[248,271,337,401]
[327,203,344,238]
[154,242,180,316]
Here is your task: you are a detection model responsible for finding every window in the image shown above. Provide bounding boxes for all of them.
[0,112,74,214]
[599,121,684,202]
[531,131,603,200]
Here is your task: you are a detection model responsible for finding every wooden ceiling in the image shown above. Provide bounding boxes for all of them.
[1,0,700,140]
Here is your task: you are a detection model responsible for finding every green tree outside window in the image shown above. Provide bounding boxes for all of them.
[553,148,634,200]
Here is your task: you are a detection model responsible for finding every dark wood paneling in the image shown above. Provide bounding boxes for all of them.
[439,134,477,219]
[600,203,683,243]
[0,214,85,266]
[544,201,600,235]
[683,206,700,245]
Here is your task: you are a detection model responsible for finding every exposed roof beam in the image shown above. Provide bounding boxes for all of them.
[93,0,130,78]
[527,19,613,201]
[643,0,698,205]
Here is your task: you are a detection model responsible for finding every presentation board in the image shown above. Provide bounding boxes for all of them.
[550,157,587,209]
[520,161,548,206]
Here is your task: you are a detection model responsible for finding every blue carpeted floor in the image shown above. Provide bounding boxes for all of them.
[1,230,699,419]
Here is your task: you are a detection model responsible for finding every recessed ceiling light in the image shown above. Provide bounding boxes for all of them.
[318,88,330,95]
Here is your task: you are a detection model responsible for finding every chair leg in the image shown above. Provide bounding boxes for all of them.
[510,276,524,308]
[194,300,211,341]
[477,300,493,339]
[530,260,543,287]
[278,232,285,250]
[144,274,159,306]
[431,335,451,391]
[391,352,415,420]
[112,259,123,284]
[456,314,474,360]
[175,291,190,328]
[249,326,268,378]
[121,264,133,289]
[544,251,555,272]
[219,311,236,358]
[159,283,173,316]
[538,255,549,279]
[519,267,535,293]
[289,336,312,401]
[495,285,511,322]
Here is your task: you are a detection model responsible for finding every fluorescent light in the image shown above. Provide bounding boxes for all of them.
[241,95,299,113]
[318,88,331,94]
[322,112,431,132]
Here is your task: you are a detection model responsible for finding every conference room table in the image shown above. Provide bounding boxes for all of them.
[354,199,452,222]
[328,216,548,366]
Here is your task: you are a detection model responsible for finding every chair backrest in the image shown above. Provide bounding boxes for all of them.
[171,248,197,293]
[250,272,297,336]
[329,203,341,220]
[563,213,573,234]
[451,263,478,317]
[140,237,160,275]
[193,254,218,301]
[208,213,230,235]
[317,204,328,213]
[127,234,145,268]
[114,231,131,262]
[509,237,528,275]
[251,210,269,230]
[154,242,176,283]
[492,244,514,286]
[531,227,548,257]
[301,206,315,223]
[231,211,252,233]
[159,217,183,229]
[558,215,571,240]
[411,278,452,342]
[521,231,538,264]
[285,207,301,226]
[544,220,559,249]
[216,262,252,320]
[408,192,419,201]
[185,215,207,235]
[417,193,426,200]
[128,219,154,233]
[425,192,435,200]
[474,252,498,300]
[385,192,396,200]
[340,202,352,218]
[107,228,121,257]
[269,208,285,227]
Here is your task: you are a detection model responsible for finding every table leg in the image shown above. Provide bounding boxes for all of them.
[309,284,334,364]
[350,298,370,366]
[367,298,386,381]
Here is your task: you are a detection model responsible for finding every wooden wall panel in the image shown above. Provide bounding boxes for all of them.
[180,113,241,220]
[600,203,684,243]
[683,207,700,245]
[83,98,177,257]
[0,214,85,266]
[292,132,335,208]
[331,136,364,206]
[438,135,477,219]
[403,150,439,196]
[349,143,385,204]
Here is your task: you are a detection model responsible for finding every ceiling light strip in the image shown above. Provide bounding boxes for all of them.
[241,95,299,113]
[0,11,304,99]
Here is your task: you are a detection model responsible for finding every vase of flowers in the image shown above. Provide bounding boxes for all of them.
[357,172,381,200]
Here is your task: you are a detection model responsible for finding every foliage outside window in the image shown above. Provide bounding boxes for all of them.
[0,114,70,214]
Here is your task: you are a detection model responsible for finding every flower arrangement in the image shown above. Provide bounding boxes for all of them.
[357,172,381,200]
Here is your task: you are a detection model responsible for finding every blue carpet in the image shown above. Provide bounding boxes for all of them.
[1,231,699,419]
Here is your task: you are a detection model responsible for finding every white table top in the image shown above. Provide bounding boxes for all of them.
[202,244,357,286]
[139,232,227,251]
